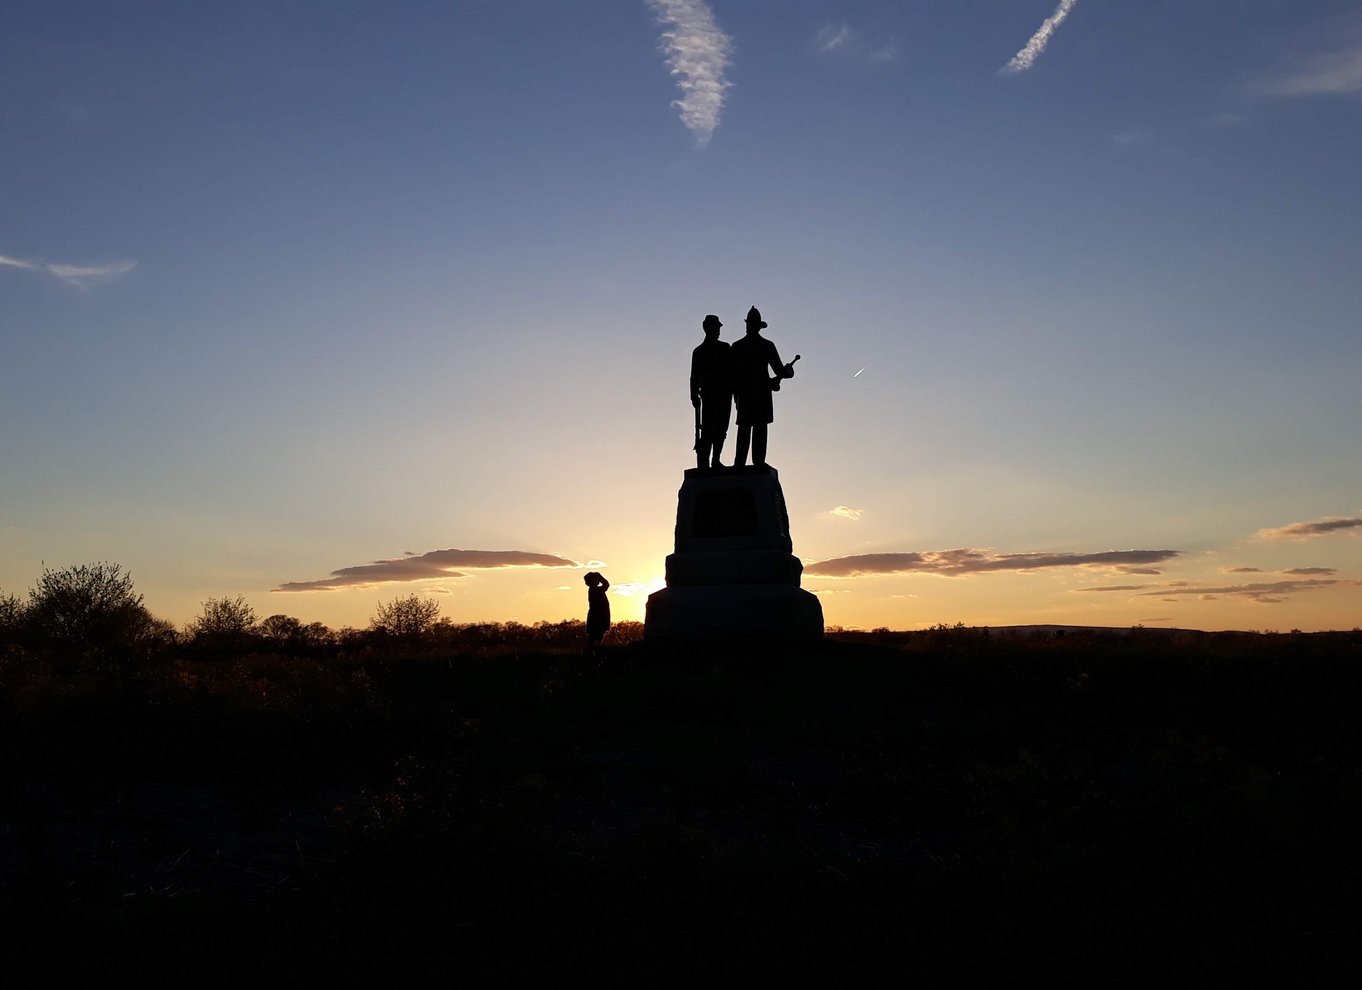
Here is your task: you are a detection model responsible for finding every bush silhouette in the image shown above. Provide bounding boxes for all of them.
[189,595,257,638]
[24,562,154,654]
[371,594,441,641]
[0,589,23,645]
[188,595,259,655]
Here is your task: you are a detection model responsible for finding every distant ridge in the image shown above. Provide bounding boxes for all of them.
[991,624,1204,637]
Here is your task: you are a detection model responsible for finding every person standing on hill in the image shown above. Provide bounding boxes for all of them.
[730,305,795,467]
[690,313,733,470]
[584,571,611,651]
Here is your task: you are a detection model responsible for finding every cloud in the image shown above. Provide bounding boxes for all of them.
[610,580,664,598]
[805,548,1179,578]
[646,0,733,147]
[1253,30,1362,98]
[1,252,137,290]
[1225,565,1333,576]
[1259,516,1362,539]
[276,548,578,592]
[815,22,851,52]
[812,22,897,63]
[1080,578,1351,604]
[1002,0,1080,74]
[1112,129,1152,146]
[825,505,864,521]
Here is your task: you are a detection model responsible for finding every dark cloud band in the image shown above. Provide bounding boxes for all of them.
[805,548,1179,578]
[1081,578,1348,604]
[276,548,578,592]
[1260,516,1362,539]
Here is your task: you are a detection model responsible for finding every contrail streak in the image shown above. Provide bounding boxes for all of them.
[1002,0,1080,73]
[646,0,733,146]
[1,252,137,289]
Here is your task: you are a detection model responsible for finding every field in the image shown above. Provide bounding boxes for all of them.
[3,625,1360,985]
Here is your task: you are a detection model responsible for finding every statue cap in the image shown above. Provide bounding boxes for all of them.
[745,306,767,329]
[702,314,723,331]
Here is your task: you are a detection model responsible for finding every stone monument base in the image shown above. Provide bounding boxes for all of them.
[645,583,824,642]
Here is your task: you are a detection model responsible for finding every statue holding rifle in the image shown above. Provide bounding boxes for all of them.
[690,314,733,471]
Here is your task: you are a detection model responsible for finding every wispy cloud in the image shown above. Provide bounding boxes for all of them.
[1259,516,1362,540]
[1253,29,1362,98]
[1082,578,1351,605]
[815,22,851,53]
[1,253,137,290]
[812,22,897,63]
[276,548,579,592]
[806,548,1179,579]
[825,505,864,521]
[646,0,733,147]
[1002,0,1080,74]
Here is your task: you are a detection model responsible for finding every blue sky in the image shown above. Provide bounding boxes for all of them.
[3,1,1360,631]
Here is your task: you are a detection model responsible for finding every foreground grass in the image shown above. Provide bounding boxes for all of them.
[2,628,1360,984]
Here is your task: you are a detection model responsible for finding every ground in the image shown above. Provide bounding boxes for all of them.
[2,627,1360,985]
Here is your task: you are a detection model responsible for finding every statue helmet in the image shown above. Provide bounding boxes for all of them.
[702,314,723,332]
[745,306,767,329]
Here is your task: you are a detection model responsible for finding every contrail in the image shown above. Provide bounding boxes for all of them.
[1,252,137,289]
[646,0,733,147]
[1002,0,1080,73]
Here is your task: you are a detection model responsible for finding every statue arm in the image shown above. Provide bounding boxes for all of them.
[690,351,701,406]
[767,342,790,380]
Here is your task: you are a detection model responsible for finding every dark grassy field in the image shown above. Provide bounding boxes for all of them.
[3,626,1360,985]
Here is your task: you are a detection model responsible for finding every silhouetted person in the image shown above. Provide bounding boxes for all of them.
[731,306,795,467]
[584,571,610,650]
[690,314,733,470]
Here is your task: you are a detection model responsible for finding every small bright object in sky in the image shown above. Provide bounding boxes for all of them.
[853,368,865,378]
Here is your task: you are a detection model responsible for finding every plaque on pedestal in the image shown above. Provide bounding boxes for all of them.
[645,466,824,641]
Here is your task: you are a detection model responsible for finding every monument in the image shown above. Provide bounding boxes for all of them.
[645,307,824,641]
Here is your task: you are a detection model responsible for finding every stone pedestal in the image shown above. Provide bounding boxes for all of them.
[645,466,824,641]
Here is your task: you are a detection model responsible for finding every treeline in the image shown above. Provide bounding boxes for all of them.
[0,562,642,661]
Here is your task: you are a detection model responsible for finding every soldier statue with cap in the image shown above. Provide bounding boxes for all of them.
[730,305,797,467]
[690,314,733,470]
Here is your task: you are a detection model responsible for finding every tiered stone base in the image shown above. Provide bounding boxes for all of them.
[645,583,824,641]
[644,465,823,642]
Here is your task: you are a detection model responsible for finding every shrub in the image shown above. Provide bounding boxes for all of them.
[189,595,258,637]
[371,594,441,641]
[188,595,258,655]
[256,614,335,655]
[0,589,23,644]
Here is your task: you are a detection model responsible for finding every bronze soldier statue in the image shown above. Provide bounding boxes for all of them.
[730,306,796,467]
[690,314,733,470]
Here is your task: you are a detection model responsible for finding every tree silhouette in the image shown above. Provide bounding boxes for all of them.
[187,595,258,655]
[371,594,441,641]
[189,595,258,639]
[0,589,22,644]
[25,562,152,653]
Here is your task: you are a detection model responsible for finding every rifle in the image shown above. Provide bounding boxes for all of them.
[693,400,701,451]
[771,354,801,391]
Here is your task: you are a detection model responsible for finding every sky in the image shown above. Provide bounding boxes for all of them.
[3,0,1361,633]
